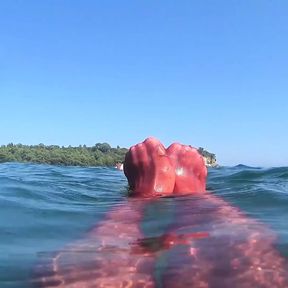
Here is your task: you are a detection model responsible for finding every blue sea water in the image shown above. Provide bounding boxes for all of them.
[0,163,288,287]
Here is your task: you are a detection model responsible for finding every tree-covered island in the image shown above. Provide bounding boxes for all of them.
[0,143,217,167]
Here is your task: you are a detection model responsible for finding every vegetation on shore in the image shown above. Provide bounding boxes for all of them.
[0,143,128,167]
[198,147,217,167]
[0,143,217,167]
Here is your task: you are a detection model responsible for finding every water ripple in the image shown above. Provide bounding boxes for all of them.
[0,163,288,287]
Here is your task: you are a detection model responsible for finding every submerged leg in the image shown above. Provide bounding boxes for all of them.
[162,194,288,288]
[32,200,156,288]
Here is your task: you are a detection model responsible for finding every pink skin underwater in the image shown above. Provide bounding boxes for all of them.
[34,199,156,288]
[33,137,288,288]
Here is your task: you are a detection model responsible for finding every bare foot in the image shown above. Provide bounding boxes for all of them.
[167,143,207,194]
[124,137,175,197]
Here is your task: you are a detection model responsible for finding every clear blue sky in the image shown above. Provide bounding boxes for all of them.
[0,1,287,167]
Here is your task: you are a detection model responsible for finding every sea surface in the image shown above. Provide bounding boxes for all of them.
[0,163,288,287]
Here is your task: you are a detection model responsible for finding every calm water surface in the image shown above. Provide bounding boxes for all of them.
[0,163,288,287]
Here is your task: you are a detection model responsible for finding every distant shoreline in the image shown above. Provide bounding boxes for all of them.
[0,143,217,168]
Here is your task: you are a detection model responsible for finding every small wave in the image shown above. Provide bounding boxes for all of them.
[0,163,288,288]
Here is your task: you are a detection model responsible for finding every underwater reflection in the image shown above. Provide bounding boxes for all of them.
[32,194,288,288]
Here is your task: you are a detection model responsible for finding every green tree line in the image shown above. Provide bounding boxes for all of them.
[0,143,128,167]
[0,143,216,167]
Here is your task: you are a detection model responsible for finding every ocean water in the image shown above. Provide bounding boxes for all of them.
[0,163,288,287]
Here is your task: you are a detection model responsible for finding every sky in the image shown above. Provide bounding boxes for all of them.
[0,0,287,167]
